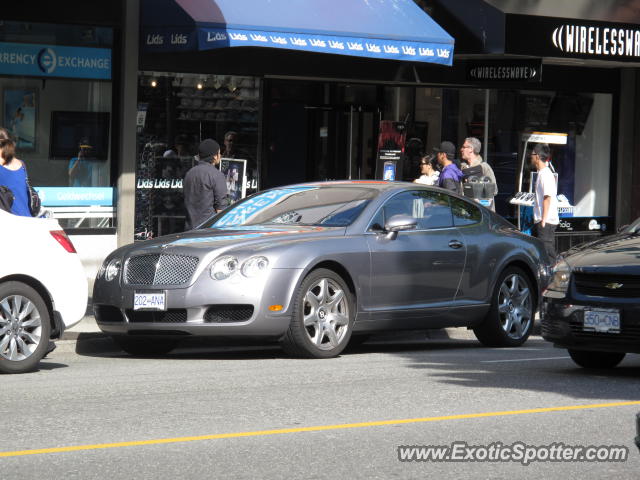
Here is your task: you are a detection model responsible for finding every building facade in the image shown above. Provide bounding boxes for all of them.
[3,0,640,279]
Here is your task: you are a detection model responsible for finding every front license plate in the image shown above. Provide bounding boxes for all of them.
[134,292,166,311]
[583,309,620,333]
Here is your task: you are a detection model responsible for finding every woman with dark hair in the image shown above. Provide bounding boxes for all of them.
[0,127,31,216]
[413,154,440,186]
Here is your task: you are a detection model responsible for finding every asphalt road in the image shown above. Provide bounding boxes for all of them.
[2,332,640,479]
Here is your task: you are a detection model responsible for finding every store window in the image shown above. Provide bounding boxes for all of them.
[487,90,612,224]
[135,73,260,239]
[0,21,114,229]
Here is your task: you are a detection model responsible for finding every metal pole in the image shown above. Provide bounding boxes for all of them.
[348,105,354,180]
[484,89,489,160]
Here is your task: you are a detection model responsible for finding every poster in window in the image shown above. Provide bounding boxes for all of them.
[220,158,247,204]
[2,87,37,150]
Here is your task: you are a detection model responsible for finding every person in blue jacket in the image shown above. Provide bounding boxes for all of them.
[0,127,31,217]
[434,141,464,193]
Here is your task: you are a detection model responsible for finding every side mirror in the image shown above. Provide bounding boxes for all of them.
[384,214,417,233]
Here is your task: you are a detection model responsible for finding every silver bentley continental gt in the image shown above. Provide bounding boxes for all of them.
[93,181,551,358]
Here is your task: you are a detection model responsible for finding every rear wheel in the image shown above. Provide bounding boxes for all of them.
[474,267,534,347]
[568,349,625,369]
[112,336,178,356]
[281,268,354,359]
[0,281,51,374]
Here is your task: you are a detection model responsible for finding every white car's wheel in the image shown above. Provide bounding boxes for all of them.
[0,281,51,374]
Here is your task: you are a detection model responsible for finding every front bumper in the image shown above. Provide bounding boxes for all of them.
[93,268,301,339]
[541,297,640,354]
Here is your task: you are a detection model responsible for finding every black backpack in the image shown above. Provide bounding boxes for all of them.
[0,185,14,213]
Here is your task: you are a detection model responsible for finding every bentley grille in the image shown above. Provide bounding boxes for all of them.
[125,254,199,285]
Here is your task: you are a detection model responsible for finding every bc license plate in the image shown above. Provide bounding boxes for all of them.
[583,309,620,333]
[134,292,166,311]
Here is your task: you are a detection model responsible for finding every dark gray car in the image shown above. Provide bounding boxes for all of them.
[93,181,550,358]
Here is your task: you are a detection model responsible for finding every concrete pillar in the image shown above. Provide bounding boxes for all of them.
[116,0,139,247]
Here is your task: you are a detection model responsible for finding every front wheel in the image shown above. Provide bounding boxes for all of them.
[281,268,354,359]
[568,349,626,369]
[0,281,52,374]
[474,267,534,347]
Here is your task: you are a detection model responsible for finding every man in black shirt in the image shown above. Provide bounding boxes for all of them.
[183,139,228,230]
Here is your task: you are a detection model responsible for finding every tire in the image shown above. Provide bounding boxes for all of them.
[568,349,626,369]
[281,268,354,359]
[112,336,178,356]
[473,267,534,347]
[0,281,52,374]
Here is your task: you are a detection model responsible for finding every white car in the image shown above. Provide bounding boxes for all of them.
[0,210,87,373]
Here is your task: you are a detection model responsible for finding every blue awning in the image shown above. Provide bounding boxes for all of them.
[141,0,454,65]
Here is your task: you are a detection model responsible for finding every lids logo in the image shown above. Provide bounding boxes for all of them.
[206,32,227,42]
[146,34,164,45]
[171,34,188,45]
[37,48,57,74]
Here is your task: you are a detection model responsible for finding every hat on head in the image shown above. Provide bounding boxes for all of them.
[79,137,93,149]
[433,140,456,159]
[197,138,220,161]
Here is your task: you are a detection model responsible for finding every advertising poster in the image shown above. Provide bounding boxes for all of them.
[376,120,406,181]
[221,158,247,203]
[3,87,36,150]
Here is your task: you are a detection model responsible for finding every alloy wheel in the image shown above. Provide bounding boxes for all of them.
[0,295,43,361]
[497,273,532,340]
[302,277,350,351]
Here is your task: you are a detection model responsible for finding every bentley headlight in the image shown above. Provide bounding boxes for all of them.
[210,256,239,280]
[104,259,121,282]
[544,259,571,297]
[241,256,269,277]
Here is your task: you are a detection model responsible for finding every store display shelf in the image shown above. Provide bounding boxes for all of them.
[176,118,258,125]
[176,106,258,112]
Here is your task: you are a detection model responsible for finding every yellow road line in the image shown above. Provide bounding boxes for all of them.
[2,401,639,458]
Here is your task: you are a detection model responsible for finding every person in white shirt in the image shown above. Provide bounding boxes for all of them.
[530,143,559,260]
[413,154,439,186]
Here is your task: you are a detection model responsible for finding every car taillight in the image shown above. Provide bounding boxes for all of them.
[50,230,77,253]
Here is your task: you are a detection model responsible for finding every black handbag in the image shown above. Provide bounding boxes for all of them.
[24,166,41,217]
[0,185,14,213]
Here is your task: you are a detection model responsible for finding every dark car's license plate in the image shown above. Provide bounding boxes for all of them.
[583,309,620,333]
[134,292,166,311]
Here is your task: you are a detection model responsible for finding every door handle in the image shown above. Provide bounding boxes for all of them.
[448,240,463,249]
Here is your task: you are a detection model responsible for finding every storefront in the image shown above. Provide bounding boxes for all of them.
[134,0,640,256]
[1,1,138,285]
[425,0,640,250]
[135,0,455,238]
